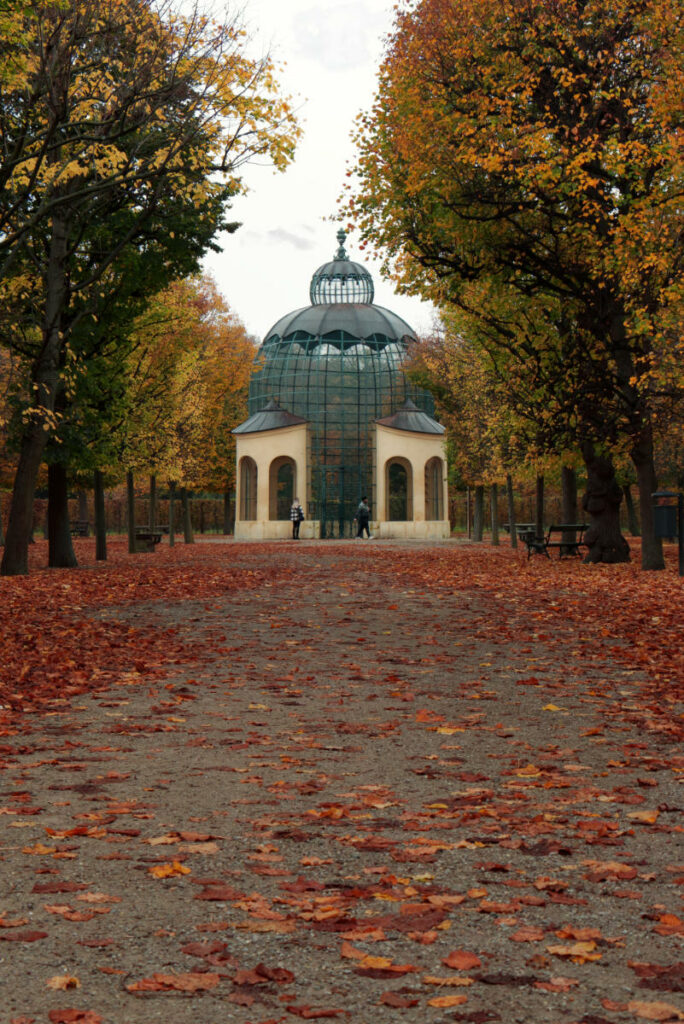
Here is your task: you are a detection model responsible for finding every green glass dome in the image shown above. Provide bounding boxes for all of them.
[248,231,435,536]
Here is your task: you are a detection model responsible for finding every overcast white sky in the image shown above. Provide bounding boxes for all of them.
[199,0,435,339]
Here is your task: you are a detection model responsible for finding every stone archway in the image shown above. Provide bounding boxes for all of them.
[269,456,296,521]
[385,458,413,521]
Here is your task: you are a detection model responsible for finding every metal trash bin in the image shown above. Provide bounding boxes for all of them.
[652,491,679,539]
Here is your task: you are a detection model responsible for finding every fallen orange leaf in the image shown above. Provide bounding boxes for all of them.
[148,860,191,879]
[427,994,468,1007]
[627,1000,684,1021]
[46,976,80,991]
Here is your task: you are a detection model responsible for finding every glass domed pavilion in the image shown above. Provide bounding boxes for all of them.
[233,230,449,540]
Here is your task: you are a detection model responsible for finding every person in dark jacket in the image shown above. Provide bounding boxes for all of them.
[355,496,371,539]
[290,498,304,539]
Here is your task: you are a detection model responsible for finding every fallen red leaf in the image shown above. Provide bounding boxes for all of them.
[125,972,220,993]
[379,991,419,1008]
[442,950,482,970]
[285,1007,346,1019]
[48,1013,102,1024]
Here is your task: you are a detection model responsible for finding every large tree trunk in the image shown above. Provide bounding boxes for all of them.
[1,213,69,576]
[48,463,78,568]
[473,485,484,541]
[127,471,136,554]
[506,473,517,548]
[168,480,176,548]
[1,423,50,575]
[181,487,194,544]
[94,470,107,561]
[490,483,499,545]
[631,425,664,570]
[535,474,544,539]
[581,443,630,563]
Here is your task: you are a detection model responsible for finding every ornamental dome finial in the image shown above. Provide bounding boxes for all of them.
[335,228,348,260]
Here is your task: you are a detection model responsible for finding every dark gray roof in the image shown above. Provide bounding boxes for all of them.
[232,399,308,435]
[376,399,445,435]
[264,303,417,344]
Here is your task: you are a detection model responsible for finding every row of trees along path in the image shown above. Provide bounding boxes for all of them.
[0,1,298,576]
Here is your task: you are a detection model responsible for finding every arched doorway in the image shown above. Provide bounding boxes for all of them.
[425,457,444,520]
[269,456,296,520]
[239,457,257,521]
[386,458,413,521]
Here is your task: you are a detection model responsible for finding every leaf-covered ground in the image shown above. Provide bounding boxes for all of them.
[0,538,682,1024]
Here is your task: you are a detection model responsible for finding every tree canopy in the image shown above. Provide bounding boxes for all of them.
[345,0,683,567]
[0,0,299,574]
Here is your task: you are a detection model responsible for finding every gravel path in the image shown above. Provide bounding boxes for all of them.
[0,542,681,1024]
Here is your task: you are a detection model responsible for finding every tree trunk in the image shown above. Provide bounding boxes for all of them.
[94,470,107,561]
[473,485,484,541]
[149,474,157,530]
[535,475,544,540]
[490,483,499,545]
[624,485,640,536]
[631,425,664,570]
[581,443,630,563]
[168,481,176,548]
[1,211,69,576]
[181,487,194,544]
[561,465,577,523]
[223,489,232,535]
[506,473,517,548]
[1,423,51,575]
[561,464,578,551]
[48,463,78,568]
[127,471,136,554]
[77,489,89,534]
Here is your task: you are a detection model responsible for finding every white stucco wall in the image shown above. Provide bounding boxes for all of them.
[234,424,313,540]
[374,424,450,539]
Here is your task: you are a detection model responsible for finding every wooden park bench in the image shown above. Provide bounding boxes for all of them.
[519,522,588,558]
[70,520,90,537]
[134,525,163,552]
[544,523,588,558]
[517,524,547,557]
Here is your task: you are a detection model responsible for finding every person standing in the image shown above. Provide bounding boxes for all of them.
[355,496,371,539]
[290,497,304,539]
